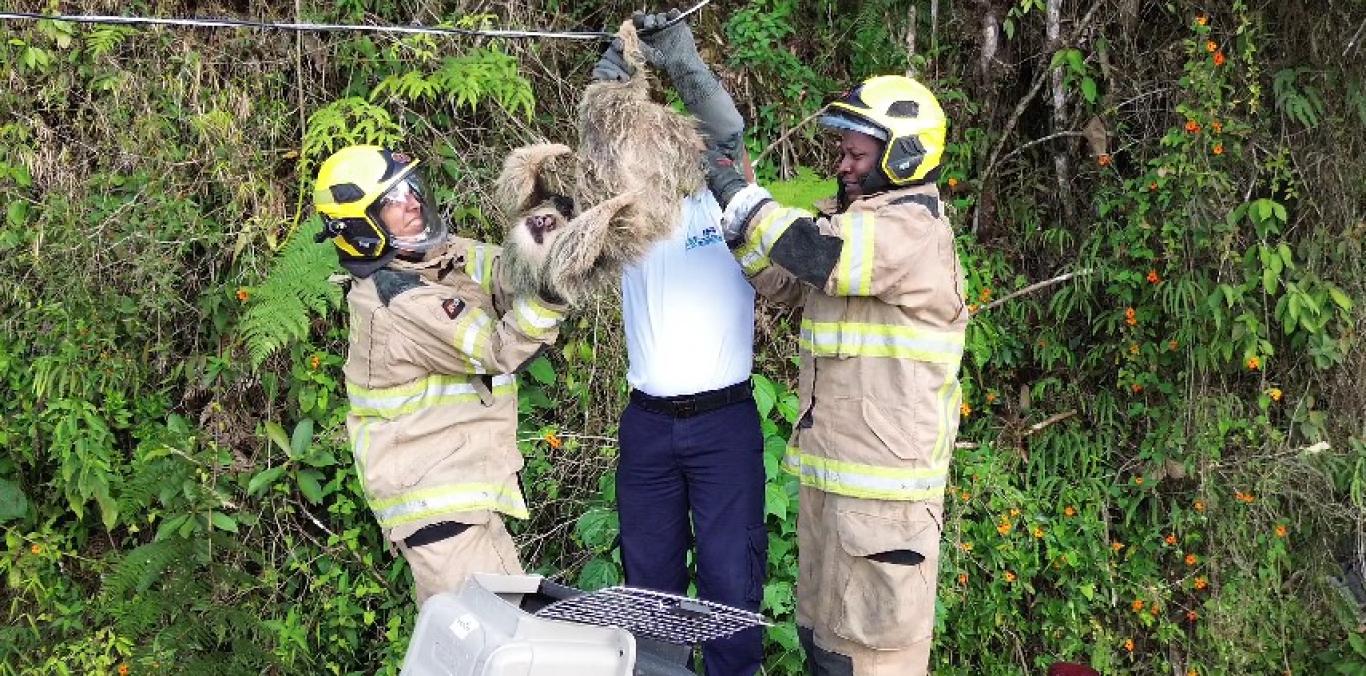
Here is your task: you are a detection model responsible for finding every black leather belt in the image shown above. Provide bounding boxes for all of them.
[630,381,752,419]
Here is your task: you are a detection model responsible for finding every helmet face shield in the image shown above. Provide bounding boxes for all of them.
[368,171,447,255]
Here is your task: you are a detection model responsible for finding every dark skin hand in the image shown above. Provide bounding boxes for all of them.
[835,129,882,203]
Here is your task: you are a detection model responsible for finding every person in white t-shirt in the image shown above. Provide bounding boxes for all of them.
[593,13,766,676]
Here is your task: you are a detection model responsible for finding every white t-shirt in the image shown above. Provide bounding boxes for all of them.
[621,189,755,397]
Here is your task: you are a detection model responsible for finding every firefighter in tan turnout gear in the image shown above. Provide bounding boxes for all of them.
[690,66,968,673]
[314,145,567,604]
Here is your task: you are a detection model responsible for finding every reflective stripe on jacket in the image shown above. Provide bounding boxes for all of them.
[739,184,968,502]
[344,237,565,542]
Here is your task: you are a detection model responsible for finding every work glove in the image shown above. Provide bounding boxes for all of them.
[590,37,633,83]
[633,9,744,146]
[703,146,748,211]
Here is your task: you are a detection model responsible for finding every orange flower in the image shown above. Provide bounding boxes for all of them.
[1149,181,1159,192]
[1134,476,1145,486]
[1165,533,1178,546]
[979,288,993,302]
[1275,524,1288,538]
[961,542,974,552]
[1213,51,1226,66]
[1112,541,1126,552]
[1234,490,1256,504]
[1196,14,1208,26]
[1268,387,1283,402]
[1010,508,1021,517]
[1194,576,1208,590]
[1212,144,1224,156]
[1212,121,1223,133]
[1187,670,1199,676]
[236,288,250,302]
[997,521,1012,536]
[960,490,971,502]
[1185,120,1201,134]
[947,177,960,189]
[543,431,564,450]
[309,354,322,370]
[1064,505,1076,517]
[1132,598,1145,612]
[958,572,969,585]
[1032,526,1045,539]
[1004,570,1017,582]
[1187,610,1199,623]
[1129,343,1140,355]
[1193,499,1206,512]
[118,665,130,676]
[985,391,998,403]
[967,303,979,314]
[1147,269,1160,284]
[1246,355,1260,370]
[1131,383,1144,394]
[960,402,973,417]
[1125,307,1138,326]
[29,544,41,555]
[1169,339,1180,351]
[1124,638,1135,652]
[1098,153,1112,167]
[1205,40,1218,53]
[1185,553,1198,566]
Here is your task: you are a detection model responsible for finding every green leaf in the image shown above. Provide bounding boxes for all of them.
[752,374,777,419]
[247,465,287,496]
[290,418,314,460]
[0,478,29,523]
[1080,77,1098,104]
[5,200,28,228]
[576,556,621,591]
[210,511,239,533]
[265,421,291,455]
[1262,267,1279,295]
[765,482,790,519]
[526,355,556,386]
[1277,242,1295,270]
[296,469,325,504]
[1329,286,1354,311]
[155,514,190,541]
[575,508,619,551]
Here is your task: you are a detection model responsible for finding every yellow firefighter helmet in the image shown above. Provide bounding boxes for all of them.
[819,75,947,186]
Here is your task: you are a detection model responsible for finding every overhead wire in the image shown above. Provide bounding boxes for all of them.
[0,0,710,41]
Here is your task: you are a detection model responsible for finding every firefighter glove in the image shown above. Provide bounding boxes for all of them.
[590,38,633,82]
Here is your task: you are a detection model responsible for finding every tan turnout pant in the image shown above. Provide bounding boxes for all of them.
[797,485,944,675]
[396,515,524,605]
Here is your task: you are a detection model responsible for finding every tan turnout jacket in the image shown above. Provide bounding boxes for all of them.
[343,237,565,543]
[734,183,968,504]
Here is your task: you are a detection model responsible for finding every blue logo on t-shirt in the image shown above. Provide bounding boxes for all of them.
[685,225,724,251]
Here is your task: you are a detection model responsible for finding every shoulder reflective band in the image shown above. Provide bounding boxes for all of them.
[831,211,876,295]
[464,244,497,294]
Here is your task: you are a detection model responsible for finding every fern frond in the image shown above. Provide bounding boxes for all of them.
[101,538,195,600]
[238,217,343,368]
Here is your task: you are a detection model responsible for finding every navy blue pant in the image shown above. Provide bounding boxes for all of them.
[617,394,767,676]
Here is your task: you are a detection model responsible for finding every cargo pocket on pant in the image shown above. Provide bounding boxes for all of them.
[747,524,767,605]
[831,506,942,649]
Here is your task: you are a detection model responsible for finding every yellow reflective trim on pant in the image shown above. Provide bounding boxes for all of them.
[799,319,965,364]
[783,447,949,501]
[464,244,496,294]
[735,207,808,277]
[512,296,563,339]
[349,420,377,496]
[346,373,516,419]
[371,483,530,528]
[833,211,876,295]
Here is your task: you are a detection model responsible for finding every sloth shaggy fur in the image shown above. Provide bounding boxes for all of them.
[496,20,705,304]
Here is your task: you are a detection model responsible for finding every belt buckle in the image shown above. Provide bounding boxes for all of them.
[674,398,698,418]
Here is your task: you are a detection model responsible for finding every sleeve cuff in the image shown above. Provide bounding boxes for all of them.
[721,183,773,243]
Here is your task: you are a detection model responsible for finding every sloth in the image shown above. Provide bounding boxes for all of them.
[497,20,705,304]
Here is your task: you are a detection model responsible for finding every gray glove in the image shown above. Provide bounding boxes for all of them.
[703,146,748,210]
[590,38,633,82]
[633,10,744,146]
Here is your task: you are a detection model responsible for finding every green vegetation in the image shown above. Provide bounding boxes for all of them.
[2,1,1363,674]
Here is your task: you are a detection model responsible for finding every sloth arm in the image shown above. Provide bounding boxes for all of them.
[385,283,565,375]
